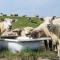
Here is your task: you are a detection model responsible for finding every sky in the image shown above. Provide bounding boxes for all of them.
[0,0,60,17]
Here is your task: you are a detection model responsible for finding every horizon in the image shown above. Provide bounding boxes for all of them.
[0,0,60,17]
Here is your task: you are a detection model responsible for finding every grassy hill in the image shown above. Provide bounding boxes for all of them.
[0,16,43,29]
[0,16,57,60]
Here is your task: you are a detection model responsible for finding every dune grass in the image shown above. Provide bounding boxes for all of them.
[0,48,56,60]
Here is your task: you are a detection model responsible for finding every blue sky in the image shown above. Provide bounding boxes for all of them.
[0,0,60,16]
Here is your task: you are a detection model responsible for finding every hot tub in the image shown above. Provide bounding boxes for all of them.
[0,37,51,53]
